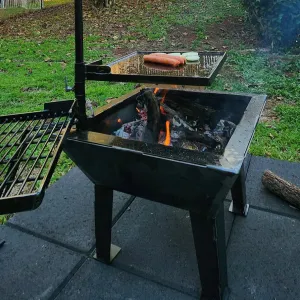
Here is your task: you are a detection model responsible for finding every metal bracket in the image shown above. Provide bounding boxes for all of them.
[93,244,121,263]
[229,201,249,216]
[64,77,74,92]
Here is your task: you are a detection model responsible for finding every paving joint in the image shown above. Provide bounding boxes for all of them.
[112,261,199,299]
[249,204,300,221]
[49,257,87,300]
[112,195,136,226]
[6,223,88,255]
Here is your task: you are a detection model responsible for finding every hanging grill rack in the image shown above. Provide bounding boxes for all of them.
[0,100,75,214]
[85,51,227,86]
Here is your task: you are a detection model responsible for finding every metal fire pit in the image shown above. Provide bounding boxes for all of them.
[64,87,266,300]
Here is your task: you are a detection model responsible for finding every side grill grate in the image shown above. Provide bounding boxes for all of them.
[0,101,74,214]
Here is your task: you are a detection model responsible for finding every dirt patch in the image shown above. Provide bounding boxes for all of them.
[204,17,258,50]
[260,97,282,123]
[167,25,198,49]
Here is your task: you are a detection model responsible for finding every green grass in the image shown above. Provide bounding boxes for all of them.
[124,0,245,44]
[0,0,70,20]
[0,7,27,20]
[251,105,300,161]
[44,0,72,8]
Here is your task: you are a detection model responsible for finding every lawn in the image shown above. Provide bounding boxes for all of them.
[0,0,71,20]
[0,0,299,222]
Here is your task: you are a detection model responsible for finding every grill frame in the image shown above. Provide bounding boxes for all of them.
[0,100,75,214]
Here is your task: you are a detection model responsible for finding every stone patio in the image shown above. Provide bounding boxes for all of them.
[1,155,300,300]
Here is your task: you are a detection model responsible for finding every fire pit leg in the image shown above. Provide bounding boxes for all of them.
[190,204,229,300]
[94,185,121,264]
[229,163,249,216]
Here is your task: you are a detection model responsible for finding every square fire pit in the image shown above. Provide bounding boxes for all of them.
[64,87,266,300]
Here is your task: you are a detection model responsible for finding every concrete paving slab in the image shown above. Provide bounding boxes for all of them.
[228,208,300,300]
[9,167,132,253]
[246,156,300,217]
[0,226,83,300]
[112,198,234,297]
[56,258,196,300]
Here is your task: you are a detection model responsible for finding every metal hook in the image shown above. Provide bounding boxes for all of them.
[64,77,74,92]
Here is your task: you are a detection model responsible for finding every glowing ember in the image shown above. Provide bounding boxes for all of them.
[117,118,122,123]
[136,108,141,113]
[163,120,171,146]
[154,88,159,94]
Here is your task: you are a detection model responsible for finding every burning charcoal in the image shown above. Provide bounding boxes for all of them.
[115,120,147,141]
[161,103,194,132]
[165,96,216,126]
[213,120,236,138]
[172,115,195,132]
[158,131,166,144]
[170,130,185,140]
[185,131,224,150]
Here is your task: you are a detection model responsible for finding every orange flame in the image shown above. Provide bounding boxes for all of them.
[154,88,159,94]
[136,108,140,113]
[163,121,171,146]
[160,89,168,115]
[161,90,168,103]
[117,118,122,123]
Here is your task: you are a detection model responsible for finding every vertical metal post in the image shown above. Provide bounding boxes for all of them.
[190,204,229,300]
[74,0,87,129]
[229,162,249,216]
[94,185,121,264]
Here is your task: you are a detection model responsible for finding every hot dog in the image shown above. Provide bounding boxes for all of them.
[143,55,180,67]
[149,53,186,65]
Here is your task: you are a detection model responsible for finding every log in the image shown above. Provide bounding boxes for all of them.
[136,90,160,143]
[262,170,300,210]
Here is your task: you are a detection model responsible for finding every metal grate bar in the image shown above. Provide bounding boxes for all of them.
[0,119,9,134]
[0,119,22,145]
[0,118,35,155]
[16,116,64,195]
[1,154,53,165]
[4,116,57,196]
[29,117,68,193]
[0,118,48,195]
[5,176,44,186]
[1,137,58,151]
[0,118,42,176]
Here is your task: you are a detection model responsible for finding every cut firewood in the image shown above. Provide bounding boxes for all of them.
[136,90,160,142]
[262,170,300,210]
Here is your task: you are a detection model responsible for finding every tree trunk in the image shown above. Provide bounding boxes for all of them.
[262,170,300,210]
